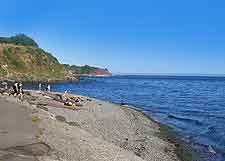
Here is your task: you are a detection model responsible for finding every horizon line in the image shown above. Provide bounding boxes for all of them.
[112,73,225,77]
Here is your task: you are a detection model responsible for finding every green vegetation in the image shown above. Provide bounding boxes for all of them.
[0,44,65,81]
[0,34,38,47]
[3,47,25,69]
[68,65,96,74]
[0,34,111,82]
[32,116,41,124]
[0,68,7,76]
[64,64,110,75]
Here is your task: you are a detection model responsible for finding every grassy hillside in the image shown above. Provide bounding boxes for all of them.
[63,64,111,76]
[0,44,67,82]
[0,34,111,82]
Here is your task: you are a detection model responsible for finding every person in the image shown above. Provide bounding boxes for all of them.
[63,91,75,107]
[13,82,19,95]
[4,83,8,90]
[46,84,50,92]
[64,98,73,106]
[12,82,23,98]
[39,83,42,91]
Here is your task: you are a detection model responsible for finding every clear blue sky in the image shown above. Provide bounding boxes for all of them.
[1,0,225,74]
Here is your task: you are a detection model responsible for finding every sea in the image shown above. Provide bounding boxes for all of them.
[24,75,225,161]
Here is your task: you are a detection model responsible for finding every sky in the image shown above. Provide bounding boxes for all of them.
[0,0,225,74]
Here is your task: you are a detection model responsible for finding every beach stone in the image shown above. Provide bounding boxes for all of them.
[0,90,180,161]
[44,98,179,161]
[55,115,66,122]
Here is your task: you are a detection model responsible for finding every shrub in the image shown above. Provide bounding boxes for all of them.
[0,34,38,47]
[3,48,25,69]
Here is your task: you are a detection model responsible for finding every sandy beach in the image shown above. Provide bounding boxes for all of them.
[0,90,181,161]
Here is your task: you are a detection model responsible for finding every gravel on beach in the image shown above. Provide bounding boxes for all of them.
[0,90,180,161]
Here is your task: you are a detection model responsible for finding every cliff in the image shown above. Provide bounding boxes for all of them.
[0,34,111,82]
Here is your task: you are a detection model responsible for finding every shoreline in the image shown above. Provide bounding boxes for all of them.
[119,104,198,161]
[0,74,112,85]
[0,90,197,161]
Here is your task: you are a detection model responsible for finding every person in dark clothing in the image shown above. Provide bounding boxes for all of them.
[12,82,23,96]
[46,84,50,92]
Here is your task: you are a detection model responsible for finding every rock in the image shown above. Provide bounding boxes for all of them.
[55,115,66,122]
[3,92,9,96]
[43,96,52,99]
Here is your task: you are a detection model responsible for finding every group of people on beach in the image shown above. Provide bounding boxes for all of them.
[38,83,51,92]
[1,82,52,98]
[62,90,84,108]
[1,81,83,109]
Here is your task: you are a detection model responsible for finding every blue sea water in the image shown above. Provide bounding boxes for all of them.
[24,75,225,161]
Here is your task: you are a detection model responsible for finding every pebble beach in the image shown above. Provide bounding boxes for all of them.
[0,90,183,161]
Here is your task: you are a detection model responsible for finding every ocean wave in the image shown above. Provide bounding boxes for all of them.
[168,114,203,126]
